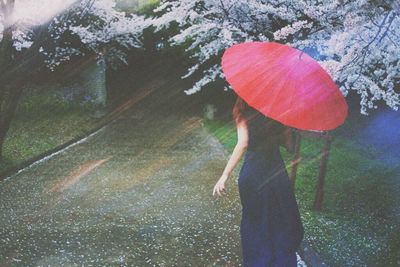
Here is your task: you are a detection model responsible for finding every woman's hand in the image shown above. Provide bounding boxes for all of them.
[213,174,228,196]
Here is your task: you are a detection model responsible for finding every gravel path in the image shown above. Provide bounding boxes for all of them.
[0,80,306,266]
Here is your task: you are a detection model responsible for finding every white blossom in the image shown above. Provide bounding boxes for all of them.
[1,0,149,70]
[147,0,400,114]
[274,20,313,41]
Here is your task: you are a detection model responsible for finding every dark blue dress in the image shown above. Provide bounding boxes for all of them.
[238,107,304,267]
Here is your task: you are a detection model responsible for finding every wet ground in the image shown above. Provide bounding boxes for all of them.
[0,80,306,266]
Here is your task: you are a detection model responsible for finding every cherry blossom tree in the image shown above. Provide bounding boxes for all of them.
[0,0,148,158]
[147,0,400,115]
[11,0,147,69]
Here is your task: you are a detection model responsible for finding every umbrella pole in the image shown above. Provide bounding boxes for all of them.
[289,131,302,187]
[313,134,333,211]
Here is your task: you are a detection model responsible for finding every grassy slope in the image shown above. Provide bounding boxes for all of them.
[203,117,400,267]
[1,0,165,174]
[0,89,103,174]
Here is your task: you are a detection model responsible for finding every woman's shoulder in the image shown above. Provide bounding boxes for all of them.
[245,107,284,133]
[243,106,260,119]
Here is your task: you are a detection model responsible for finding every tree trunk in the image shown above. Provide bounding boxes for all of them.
[0,0,18,160]
[0,1,73,160]
[0,43,47,161]
[0,84,24,160]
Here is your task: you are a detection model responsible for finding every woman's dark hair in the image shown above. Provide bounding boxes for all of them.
[232,96,250,123]
[232,96,261,124]
[232,95,295,152]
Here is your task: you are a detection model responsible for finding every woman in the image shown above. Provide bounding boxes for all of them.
[213,96,304,267]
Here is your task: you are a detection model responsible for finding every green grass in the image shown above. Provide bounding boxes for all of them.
[136,0,160,16]
[116,0,160,16]
[0,89,104,175]
[203,117,400,267]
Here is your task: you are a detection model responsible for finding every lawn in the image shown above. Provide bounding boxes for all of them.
[0,88,105,176]
[203,116,400,267]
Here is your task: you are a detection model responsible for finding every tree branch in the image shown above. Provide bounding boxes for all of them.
[337,11,391,74]
[378,12,396,43]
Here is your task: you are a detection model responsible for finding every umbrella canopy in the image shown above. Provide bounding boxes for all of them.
[221,41,348,131]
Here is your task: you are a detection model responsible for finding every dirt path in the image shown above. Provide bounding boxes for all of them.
[0,79,306,266]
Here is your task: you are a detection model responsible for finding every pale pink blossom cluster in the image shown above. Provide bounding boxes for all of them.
[274,21,313,41]
[2,0,399,114]
[43,0,147,69]
[147,0,400,114]
[1,0,147,70]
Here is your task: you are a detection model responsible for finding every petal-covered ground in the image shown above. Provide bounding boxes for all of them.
[0,82,306,266]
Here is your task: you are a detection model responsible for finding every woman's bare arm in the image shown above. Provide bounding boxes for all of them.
[222,119,249,176]
[213,119,248,196]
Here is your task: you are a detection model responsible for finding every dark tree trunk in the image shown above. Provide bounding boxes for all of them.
[0,85,24,159]
[0,32,47,160]
[0,0,19,160]
[0,0,82,160]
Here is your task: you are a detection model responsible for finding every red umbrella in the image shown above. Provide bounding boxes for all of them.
[221,41,348,131]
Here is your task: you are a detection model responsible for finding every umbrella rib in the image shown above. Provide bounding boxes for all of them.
[266,63,297,121]
[245,60,287,105]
